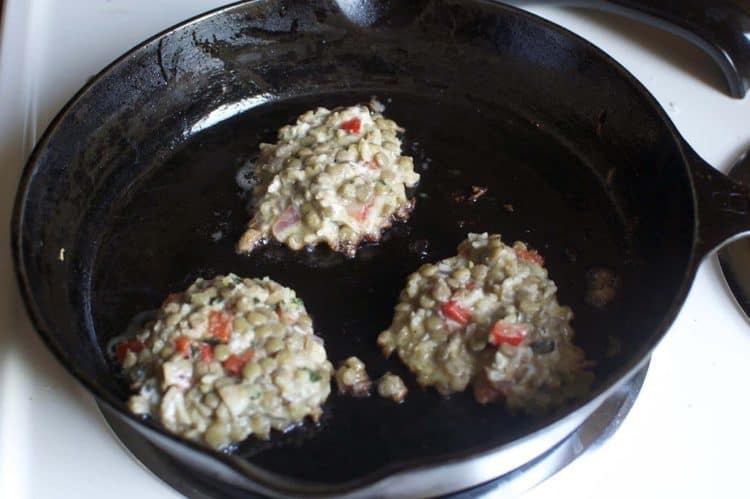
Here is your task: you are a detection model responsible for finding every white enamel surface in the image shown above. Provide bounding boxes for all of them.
[1,1,749,498]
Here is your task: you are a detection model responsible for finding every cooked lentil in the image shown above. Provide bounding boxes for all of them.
[376,372,408,403]
[378,233,593,412]
[334,356,372,397]
[115,274,332,450]
[237,102,420,256]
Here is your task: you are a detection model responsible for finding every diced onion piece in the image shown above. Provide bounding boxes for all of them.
[162,357,193,389]
[218,384,252,417]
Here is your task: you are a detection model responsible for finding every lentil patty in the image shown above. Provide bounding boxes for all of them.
[115,274,332,450]
[378,233,593,412]
[237,102,420,256]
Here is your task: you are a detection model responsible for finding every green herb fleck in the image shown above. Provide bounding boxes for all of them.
[253,297,260,303]
[308,370,321,382]
[292,297,304,306]
[531,339,555,355]
[209,296,222,305]
[230,275,242,284]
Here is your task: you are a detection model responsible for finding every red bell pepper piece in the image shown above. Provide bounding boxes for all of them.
[515,247,544,266]
[208,310,233,343]
[199,343,214,363]
[339,117,361,134]
[223,349,255,375]
[115,340,144,364]
[174,336,191,357]
[489,321,529,347]
[441,300,471,326]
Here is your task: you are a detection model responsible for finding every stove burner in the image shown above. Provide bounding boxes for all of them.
[98,364,648,498]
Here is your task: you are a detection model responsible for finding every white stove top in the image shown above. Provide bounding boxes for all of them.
[1,1,749,498]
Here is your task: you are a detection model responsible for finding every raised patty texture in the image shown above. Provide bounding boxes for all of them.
[237,102,420,256]
[378,233,592,412]
[115,274,332,449]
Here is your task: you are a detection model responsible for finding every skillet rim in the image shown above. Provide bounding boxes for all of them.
[10,0,702,493]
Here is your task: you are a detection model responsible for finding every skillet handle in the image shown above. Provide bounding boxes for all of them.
[687,146,750,258]
[507,0,750,98]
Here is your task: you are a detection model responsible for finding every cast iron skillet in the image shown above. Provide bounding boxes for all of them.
[12,0,750,497]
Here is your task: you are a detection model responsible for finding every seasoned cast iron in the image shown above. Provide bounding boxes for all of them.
[12,0,750,496]
[512,0,750,99]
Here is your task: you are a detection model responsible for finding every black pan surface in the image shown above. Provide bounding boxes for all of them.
[92,91,626,482]
[14,0,705,488]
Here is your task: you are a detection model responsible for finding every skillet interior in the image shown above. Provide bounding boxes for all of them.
[14,0,694,485]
